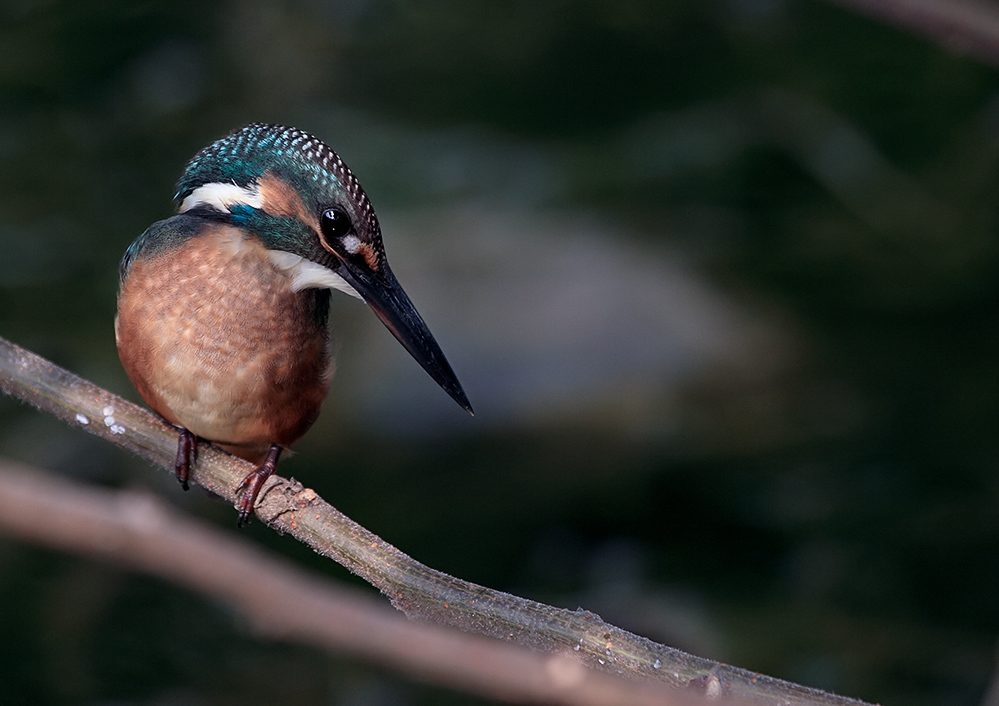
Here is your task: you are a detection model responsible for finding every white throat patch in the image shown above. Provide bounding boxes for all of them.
[179,181,263,214]
[267,250,362,299]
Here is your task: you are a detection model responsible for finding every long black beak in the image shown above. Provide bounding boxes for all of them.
[337,259,473,415]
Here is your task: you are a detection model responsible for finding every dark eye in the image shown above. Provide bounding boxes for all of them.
[320,208,352,240]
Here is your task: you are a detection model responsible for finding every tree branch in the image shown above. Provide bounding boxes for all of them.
[0,460,687,706]
[0,335,872,706]
[822,0,999,67]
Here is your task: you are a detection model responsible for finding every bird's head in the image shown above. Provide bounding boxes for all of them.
[174,123,472,414]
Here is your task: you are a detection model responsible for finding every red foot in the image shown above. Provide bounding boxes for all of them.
[174,428,197,491]
[235,444,283,526]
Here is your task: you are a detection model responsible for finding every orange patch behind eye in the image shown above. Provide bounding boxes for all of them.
[258,170,378,269]
[257,171,320,232]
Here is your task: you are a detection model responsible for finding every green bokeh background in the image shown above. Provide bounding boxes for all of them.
[1,1,997,705]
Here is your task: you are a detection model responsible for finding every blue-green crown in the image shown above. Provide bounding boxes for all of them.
[174,123,380,239]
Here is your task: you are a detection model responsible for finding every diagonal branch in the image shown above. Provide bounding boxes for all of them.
[0,460,683,706]
[822,0,999,67]
[0,335,872,706]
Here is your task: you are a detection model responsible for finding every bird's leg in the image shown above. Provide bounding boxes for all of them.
[235,444,283,526]
[174,428,197,491]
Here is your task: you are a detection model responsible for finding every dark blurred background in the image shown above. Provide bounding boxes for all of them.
[1,1,997,705]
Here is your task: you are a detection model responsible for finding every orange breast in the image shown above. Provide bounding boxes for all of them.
[115,223,332,462]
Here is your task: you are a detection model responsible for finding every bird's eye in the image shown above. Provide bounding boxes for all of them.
[320,208,352,240]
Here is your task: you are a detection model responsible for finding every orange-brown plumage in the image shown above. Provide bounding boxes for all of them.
[116,223,331,464]
[117,123,470,524]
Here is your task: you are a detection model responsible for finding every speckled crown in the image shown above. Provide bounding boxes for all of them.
[174,123,379,238]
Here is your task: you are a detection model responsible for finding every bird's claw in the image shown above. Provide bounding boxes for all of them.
[174,428,197,491]
[235,444,282,526]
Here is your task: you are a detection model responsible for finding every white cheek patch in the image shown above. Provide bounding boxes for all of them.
[180,182,263,214]
[267,250,362,299]
[340,234,363,254]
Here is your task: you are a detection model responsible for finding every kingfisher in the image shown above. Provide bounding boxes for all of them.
[116,123,472,524]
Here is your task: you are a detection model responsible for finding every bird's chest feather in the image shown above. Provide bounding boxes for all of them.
[116,223,331,454]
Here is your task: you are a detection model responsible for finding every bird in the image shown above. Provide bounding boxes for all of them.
[116,123,472,524]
